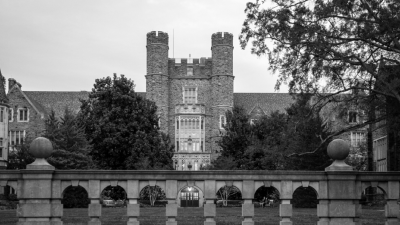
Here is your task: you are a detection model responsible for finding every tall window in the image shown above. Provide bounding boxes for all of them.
[219,115,226,129]
[176,116,204,152]
[350,132,365,147]
[0,107,4,123]
[187,67,193,76]
[18,108,29,122]
[183,87,197,104]
[348,111,357,123]
[9,130,25,146]
[0,138,3,157]
[9,108,13,122]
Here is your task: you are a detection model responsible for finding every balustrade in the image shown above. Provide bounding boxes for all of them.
[0,138,400,225]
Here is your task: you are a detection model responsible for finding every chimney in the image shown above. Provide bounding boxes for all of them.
[8,78,21,91]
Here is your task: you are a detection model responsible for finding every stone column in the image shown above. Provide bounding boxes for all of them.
[324,139,358,225]
[204,180,216,225]
[165,180,178,225]
[241,180,254,225]
[317,181,329,225]
[279,181,293,225]
[385,181,400,225]
[17,137,58,225]
[127,180,140,225]
[88,180,102,225]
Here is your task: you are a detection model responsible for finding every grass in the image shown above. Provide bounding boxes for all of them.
[0,206,386,225]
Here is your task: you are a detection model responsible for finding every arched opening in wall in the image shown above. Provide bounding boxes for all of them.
[100,185,127,208]
[253,186,280,223]
[291,187,318,224]
[62,186,90,208]
[216,185,242,207]
[360,186,386,224]
[254,186,280,208]
[180,186,200,207]
[0,185,18,210]
[139,185,167,207]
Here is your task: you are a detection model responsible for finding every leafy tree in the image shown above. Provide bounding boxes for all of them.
[78,74,174,170]
[44,108,94,170]
[7,139,34,170]
[240,0,400,165]
[139,185,165,206]
[216,185,242,207]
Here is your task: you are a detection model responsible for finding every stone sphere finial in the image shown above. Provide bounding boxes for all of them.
[26,137,55,170]
[327,139,350,160]
[29,137,53,158]
[325,139,352,171]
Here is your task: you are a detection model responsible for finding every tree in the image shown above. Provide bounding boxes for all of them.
[44,108,94,170]
[216,185,242,207]
[139,185,166,206]
[240,0,400,160]
[78,74,174,170]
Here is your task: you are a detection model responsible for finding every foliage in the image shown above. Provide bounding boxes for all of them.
[291,187,318,208]
[62,186,90,208]
[101,186,127,201]
[240,0,400,101]
[7,139,34,170]
[44,108,94,169]
[216,185,242,207]
[346,143,368,171]
[254,186,280,202]
[213,95,331,170]
[139,185,166,206]
[77,74,174,170]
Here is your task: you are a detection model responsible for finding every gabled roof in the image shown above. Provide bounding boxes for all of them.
[233,93,295,114]
[23,91,147,119]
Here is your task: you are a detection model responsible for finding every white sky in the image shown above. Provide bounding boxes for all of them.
[0,0,288,93]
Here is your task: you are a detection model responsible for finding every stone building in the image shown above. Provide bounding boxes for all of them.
[0,70,9,169]
[3,30,387,171]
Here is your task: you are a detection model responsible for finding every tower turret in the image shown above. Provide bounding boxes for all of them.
[145,31,170,134]
[210,32,234,157]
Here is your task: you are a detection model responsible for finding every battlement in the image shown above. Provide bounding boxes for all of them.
[171,57,212,66]
[147,31,169,45]
[211,32,233,46]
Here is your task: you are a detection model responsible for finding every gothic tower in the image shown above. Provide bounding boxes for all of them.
[210,32,234,156]
[0,69,9,169]
[145,31,170,134]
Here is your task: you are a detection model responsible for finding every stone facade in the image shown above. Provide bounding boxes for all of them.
[146,31,234,170]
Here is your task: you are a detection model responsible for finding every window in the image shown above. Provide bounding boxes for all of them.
[183,87,197,104]
[250,119,258,125]
[9,130,26,146]
[18,108,29,122]
[187,67,193,76]
[348,111,357,123]
[219,115,226,129]
[0,107,4,123]
[0,138,2,158]
[175,116,204,152]
[350,132,365,147]
[9,108,13,122]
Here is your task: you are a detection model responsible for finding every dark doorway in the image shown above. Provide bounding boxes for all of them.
[180,187,199,207]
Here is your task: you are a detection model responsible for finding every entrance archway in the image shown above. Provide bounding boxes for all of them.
[180,186,199,207]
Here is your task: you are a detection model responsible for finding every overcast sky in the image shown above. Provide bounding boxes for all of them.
[0,0,288,93]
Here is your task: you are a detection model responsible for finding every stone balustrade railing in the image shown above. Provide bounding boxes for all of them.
[0,138,399,225]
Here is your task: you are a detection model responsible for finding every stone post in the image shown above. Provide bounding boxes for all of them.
[127,180,140,225]
[385,181,400,225]
[88,180,102,225]
[165,180,178,225]
[17,137,59,225]
[323,139,358,225]
[204,180,216,225]
[241,180,254,225]
[279,181,293,225]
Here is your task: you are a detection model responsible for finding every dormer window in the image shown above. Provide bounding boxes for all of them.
[18,108,29,122]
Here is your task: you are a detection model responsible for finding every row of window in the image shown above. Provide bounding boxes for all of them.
[0,107,29,122]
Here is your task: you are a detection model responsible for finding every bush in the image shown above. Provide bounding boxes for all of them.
[62,186,90,208]
[139,200,167,207]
